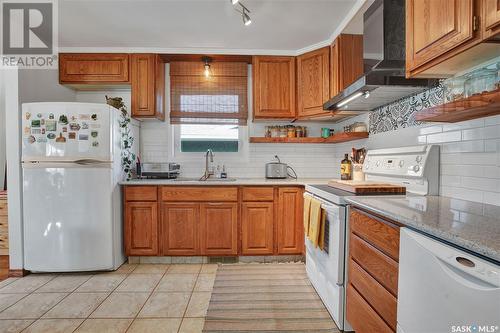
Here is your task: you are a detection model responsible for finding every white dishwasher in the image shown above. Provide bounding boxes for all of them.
[398,228,500,333]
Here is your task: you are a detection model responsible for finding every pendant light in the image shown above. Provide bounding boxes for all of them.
[202,56,212,78]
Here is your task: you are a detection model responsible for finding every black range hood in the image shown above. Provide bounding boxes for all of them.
[323,0,437,114]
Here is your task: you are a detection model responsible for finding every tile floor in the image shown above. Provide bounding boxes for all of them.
[0,263,217,333]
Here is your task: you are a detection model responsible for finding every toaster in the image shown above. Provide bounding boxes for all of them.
[265,156,288,179]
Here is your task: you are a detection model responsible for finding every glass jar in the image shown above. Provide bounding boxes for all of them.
[464,68,497,97]
[287,126,296,138]
[443,76,466,102]
[279,126,287,138]
[270,126,279,138]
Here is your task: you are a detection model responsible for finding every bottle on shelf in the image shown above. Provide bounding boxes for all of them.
[340,153,352,180]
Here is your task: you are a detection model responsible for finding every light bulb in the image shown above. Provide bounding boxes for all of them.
[231,0,239,4]
[204,64,210,78]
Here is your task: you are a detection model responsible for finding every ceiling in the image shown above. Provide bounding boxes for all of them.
[58,0,363,54]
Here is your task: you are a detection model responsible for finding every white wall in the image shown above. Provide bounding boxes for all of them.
[0,71,6,190]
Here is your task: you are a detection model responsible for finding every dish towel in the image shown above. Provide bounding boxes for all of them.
[303,195,312,235]
[319,209,327,251]
[308,198,322,248]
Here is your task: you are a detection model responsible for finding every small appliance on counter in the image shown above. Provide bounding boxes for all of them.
[138,162,180,179]
[265,155,297,179]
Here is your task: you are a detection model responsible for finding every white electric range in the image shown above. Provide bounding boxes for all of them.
[304,145,440,331]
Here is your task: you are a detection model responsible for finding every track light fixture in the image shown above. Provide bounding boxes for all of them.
[230,0,252,26]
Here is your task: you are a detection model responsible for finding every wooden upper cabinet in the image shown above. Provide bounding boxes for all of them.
[160,203,199,256]
[200,203,238,256]
[484,0,500,38]
[124,201,158,256]
[59,53,130,84]
[277,187,304,255]
[330,34,364,98]
[241,202,274,255]
[131,54,165,120]
[406,0,477,76]
[253,56,296,119]
[296,47,330,118]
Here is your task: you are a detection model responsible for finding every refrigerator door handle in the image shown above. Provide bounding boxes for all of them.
[75,159,110,165]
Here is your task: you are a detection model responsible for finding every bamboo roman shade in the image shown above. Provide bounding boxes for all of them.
[170,61,248,125]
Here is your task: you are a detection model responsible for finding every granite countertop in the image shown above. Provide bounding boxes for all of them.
[345,195,500,263]
[119,178,331,186]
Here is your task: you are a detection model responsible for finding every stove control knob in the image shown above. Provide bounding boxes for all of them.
[399,160,405,168]
[376,161,381,167]
[416,155,423,163]
[412,165,420,172]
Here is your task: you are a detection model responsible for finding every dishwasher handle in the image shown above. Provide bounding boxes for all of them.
[435,257,499,291]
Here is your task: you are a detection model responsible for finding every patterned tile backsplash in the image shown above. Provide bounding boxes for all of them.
[369,83,445,134]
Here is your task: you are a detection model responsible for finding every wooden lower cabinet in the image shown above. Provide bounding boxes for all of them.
[124,202,158,256]
[277,187,304,254]
[241,202,274,255]
[123,185,305,257]
[161,203,199,256]
[347,208,400,333]
[200,203,238,256]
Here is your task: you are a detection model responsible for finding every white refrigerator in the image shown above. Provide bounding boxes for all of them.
[22,102,126,272]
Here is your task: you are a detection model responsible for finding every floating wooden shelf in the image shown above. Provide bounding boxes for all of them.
[415,88,500,123]
[249,132,369,144]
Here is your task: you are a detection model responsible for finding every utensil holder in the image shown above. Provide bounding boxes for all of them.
[353,164,365,181]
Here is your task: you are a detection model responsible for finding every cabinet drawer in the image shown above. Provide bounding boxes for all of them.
[161,187,238,202]
[347,284,393,333]
[349,259,397,330]
[350,209,400,260]
[242,187,274,201]
[124,186,157,202]
[350,234,398,296]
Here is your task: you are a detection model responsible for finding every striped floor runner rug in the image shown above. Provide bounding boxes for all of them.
[203,263,340,332]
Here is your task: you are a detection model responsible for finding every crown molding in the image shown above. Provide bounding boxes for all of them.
[58,46,297,56]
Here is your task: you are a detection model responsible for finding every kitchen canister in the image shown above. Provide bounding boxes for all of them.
[352,163,365,181]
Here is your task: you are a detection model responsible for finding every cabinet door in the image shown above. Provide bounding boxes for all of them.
[59,53,129,84]
[253,56,296,119]
[484,0,500,38]
[330,34,364,98]
[124,202,158,256]
[297,47,330,118]
[200,203,238,256]
[241,202,274,255]
[131,54,165,120]
[277,187,304,254]
[406,0,474,73]
[161,203,199,256]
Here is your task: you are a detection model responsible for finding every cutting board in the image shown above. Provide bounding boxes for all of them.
[328,180,406,195]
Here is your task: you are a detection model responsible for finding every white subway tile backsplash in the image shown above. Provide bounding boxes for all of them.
[461,177,500,192]
[427,131,462,144]
[440,140,484,153]
[441,118,485,132]
[483,192,500,206]
[462,125,500,141]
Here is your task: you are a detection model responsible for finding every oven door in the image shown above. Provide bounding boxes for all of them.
[304,192,347,329]
[305,196,346,285]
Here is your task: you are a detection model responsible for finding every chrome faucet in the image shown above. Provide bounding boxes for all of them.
[200,149,214,181]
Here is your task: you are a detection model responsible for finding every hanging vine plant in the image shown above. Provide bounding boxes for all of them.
[106,96,136,180]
